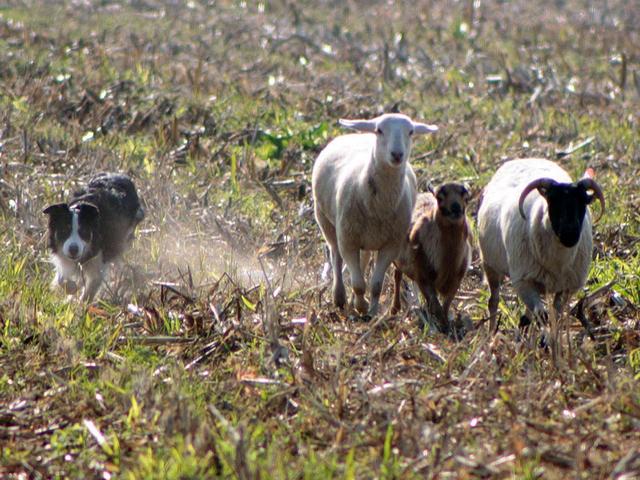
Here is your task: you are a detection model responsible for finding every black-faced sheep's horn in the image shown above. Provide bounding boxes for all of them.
[518,178,556,220]
[578,178,605,223]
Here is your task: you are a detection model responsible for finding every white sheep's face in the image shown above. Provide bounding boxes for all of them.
[339,113,438,168]
[374,115,416,168]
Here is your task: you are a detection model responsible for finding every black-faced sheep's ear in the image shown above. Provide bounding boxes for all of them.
[43,203,69,216]
[577,177,605,222]
[536,179,558,199]
[584,192,596,204]
[426,181,436,196]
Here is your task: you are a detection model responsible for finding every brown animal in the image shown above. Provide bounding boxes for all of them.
[392,182,472,331]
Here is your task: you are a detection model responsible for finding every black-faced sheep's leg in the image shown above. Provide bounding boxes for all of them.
[553,292,568,316]
[342,247,369,315]
[391,268,403,314]
[367,245,397,317]
[513,279,546,326]
[484,265,502,333]
[80,253,105,303]
[549,291,570,349]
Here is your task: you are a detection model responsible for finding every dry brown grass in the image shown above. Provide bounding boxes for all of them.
[1,0,639,478]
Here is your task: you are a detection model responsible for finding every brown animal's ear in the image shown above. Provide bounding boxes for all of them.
[460,184,471,202]
[43,203,69,216]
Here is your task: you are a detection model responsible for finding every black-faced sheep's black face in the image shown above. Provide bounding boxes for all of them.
[436,183,470,223]
[540,183,594,248]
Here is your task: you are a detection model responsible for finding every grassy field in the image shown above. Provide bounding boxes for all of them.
[1,0,639,478]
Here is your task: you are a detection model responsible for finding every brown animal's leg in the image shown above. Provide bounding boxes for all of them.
[416,280,447,332]
[484,264,502,333]
[442,294,454,324]
[391,268,403,314]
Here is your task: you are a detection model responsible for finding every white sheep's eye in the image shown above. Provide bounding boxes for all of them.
[409,130,414,136]
[375,128,383,136]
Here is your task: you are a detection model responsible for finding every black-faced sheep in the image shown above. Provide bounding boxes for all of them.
[477,158,605,331]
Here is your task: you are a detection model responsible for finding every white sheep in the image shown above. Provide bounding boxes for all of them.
[312,113,438,317]
[477,158,605,331]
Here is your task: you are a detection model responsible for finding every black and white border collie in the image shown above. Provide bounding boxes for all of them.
[43,173,144,302]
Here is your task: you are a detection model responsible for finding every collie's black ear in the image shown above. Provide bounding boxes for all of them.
[76,203,100,222]
[43,203,69,216]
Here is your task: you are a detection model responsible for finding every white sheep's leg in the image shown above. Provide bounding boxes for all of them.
[484,264,502,333]
[342,247,368,314]
[80,253,106,303]
[330,246,346,309]
[367,246,397,317]
[360,250,371,277]
[315,211,346,309]
[513,279,546,326]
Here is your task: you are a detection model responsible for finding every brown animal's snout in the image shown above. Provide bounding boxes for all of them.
[436,183,469,221]
[440,202,464,220]
[449,201,464,218]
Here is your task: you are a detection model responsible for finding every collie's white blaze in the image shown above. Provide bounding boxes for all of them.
[51,253,80,294]
[62,210,87,260]
[52,253,79,282]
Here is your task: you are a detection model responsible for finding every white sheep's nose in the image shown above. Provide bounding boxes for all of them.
[390,151,404,164]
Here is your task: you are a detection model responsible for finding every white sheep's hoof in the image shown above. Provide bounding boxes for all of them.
[321,261,331,282]
[352,296,369,315]
[333,285,346,309]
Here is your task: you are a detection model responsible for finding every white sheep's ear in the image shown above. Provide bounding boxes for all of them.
[412,122,438,134]
[338,119,377,132]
